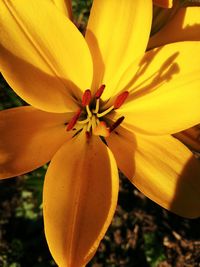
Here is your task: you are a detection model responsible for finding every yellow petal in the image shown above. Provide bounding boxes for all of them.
[0,0,93,113]
[85,0,152,99]
[116,41,200,135]
[106,126,136,179]
[51,0,72,19]
[173,124,200,152]
[107,126,200,218]
[0,107,73,179]
[149,7,200,49]
[153,0,173,8]
[43,133,119,267]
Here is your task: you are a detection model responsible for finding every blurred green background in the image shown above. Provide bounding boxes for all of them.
[0,1,200,266]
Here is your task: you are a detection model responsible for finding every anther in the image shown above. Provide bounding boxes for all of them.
[66,108,82,131]
[82,89,92,107]
[95,84,105,99]
[109,116,125,132]
[114,91,129,109]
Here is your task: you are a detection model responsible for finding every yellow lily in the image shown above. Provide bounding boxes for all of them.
[0,1,200,266]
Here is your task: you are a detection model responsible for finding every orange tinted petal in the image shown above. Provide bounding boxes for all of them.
[43,133,119,266]
[108,126,200,218]
[0,0,93,112]
[85,0,152,99]
[0,107,73,179]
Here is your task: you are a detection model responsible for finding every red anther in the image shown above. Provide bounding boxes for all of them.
[95,84,105,99]
[86,131,92,140]
[114,91,129,109]
[109,116,125,132]
[66,108,82,131]
[82,89,92,106]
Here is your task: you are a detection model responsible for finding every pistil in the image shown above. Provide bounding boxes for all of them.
[66,87,129,136]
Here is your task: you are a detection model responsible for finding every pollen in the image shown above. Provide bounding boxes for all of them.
[66,108,82,131]
[66,86,129,137]
[114,91,129,109]
[82,89,92,107]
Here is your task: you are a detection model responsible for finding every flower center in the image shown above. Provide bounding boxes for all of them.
[66,85,128,138]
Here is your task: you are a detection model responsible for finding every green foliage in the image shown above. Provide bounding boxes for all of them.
[144,232,166,267]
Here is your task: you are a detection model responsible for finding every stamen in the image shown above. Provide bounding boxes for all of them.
[91,115,97,131]
[109,116,125,132]
[97,106,113,118]
[86,105,92,118]
[93,98,100,114]
[82,89,92,106]
[77,117,90,124]
[95,84,105,99]
[66,108,82,131]
[114,91,129,109]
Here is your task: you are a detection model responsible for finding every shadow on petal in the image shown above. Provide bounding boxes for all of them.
[0,106,74,179]
[0,45,84,112]
[169,154,200,218]
[124,48,180,104]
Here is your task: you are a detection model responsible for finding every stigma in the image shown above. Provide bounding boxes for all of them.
[66,85,129,138]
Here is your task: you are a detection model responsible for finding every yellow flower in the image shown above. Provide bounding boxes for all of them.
[0,0,200,266]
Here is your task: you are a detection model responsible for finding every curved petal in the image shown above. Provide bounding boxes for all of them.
[0,0,93,112]
[173,124,200,152]
[115,42,200,135]
[149,7,200,49]
[0,106,73,179]
[153,0,173,8]
[51,0,72,19]
[107,126,200,218]
[43,133,119,267]
[106,126,136,179]
[85,0,152,99]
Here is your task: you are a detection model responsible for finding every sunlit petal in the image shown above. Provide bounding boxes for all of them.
[107,126,200,218]
[0,0,93,112]
[85,0,152,99]
[51,0,72,18]
[0,106,73,179]
[43,133,119,267]
[149,7,200,49]
[115,42,200,135]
